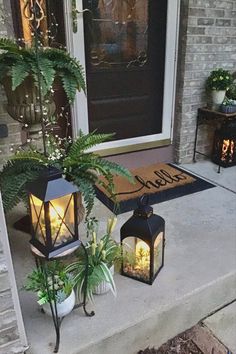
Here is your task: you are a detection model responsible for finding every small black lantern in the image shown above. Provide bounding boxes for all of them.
[27,167,81,259]
[212,121,236,168]
[120,196,165,285]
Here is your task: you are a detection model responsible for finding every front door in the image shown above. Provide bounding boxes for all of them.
[65,0,179,153]
[83,0,167,141]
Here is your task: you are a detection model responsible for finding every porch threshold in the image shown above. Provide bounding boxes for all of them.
[6,162,236,354]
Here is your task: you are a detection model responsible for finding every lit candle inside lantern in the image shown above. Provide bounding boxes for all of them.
[135,240,150,270]
[49,204,64,227]
[30,195,67,244]
[49,204,67,243]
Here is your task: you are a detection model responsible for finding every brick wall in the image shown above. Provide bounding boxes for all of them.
[174,0,236,164]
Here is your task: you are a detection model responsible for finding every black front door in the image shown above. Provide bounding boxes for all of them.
[83,0,168,141]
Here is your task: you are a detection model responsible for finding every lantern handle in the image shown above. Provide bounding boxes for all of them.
[138,194,149,207]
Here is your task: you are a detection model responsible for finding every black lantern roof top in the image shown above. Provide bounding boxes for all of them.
[121,195,165,243]
[26,167,79,201]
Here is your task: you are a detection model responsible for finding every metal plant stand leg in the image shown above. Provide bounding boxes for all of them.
[36,250,94,353]
[80,242,95,317]
[193,116,199,163]
[39,260,62,353]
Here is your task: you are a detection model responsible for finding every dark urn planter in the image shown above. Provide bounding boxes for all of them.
[2,76,56,129]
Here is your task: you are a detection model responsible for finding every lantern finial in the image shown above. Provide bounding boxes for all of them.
[134,195,153,219]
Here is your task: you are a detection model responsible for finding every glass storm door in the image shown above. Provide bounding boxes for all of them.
[83,0,168,141]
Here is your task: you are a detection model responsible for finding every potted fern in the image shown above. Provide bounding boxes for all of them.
[0,38,85,127]
[24,261,75,317]
[66,216,120,302]
[0,130,132,221]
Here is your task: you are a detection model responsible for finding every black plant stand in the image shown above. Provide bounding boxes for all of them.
[33,243,94,353]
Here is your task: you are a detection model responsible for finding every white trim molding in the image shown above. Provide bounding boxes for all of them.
[0,193,28,351]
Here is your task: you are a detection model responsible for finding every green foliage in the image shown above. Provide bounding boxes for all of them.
[23,261,73,305]
[0,37,85,101]
[66,217,120,303]
[0,131,133,219]
[206,68,233,91]
[0,155,46,211]
[226,83,236,100]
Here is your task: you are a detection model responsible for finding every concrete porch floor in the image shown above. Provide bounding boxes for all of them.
[6,161,236,354]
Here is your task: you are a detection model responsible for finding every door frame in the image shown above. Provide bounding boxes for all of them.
[64,0,180,155]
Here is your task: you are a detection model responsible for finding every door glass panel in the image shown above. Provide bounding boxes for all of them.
[85,0,148,69]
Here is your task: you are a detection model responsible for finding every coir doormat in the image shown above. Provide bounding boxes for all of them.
[95,163,215,214]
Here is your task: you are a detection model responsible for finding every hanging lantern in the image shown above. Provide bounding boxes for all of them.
[212,121,236,168]
[120,196,165,285]
[27,167,81,259]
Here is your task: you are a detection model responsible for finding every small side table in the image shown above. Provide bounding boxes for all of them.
[193,107,236,172]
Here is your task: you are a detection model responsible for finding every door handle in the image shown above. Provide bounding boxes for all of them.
[72,0,91,33]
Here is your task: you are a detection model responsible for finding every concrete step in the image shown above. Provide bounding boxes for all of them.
[6,164,236,354]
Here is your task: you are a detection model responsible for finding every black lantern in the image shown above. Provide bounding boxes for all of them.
[212,121,236,168]
[27,168,81,259]
[120,196,165,285]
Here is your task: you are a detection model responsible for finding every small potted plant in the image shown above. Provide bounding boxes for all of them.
[66,216,120,303]
[24,261,75,317]
[220,96,236,114]
[206,68,233,106]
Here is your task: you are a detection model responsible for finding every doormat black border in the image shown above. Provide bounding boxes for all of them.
[95,163,216,215]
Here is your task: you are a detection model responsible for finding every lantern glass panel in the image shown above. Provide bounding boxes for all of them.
[153,232,164,275]
[123,237,150,282]
[30,194,46,245]
[49,194,74,247]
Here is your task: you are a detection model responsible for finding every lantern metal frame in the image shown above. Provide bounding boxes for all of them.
[27,167,81,259]
[120,196,165,285]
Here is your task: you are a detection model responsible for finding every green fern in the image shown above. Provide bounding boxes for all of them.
[11,62,30,90]
[0,38,85,102]
[67,131,114,158]
[0,129,133,218]
[0,158,46,211]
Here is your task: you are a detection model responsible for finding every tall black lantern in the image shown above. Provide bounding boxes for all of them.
[121,196,165,285]
[27,168,81,259]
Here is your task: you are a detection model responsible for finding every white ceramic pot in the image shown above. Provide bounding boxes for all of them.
[42,289,75,318]
[211,90,226,105]
[93,265,114,295]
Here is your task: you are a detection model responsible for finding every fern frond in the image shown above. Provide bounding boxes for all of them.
[68,131,114,158]
[0,159,44,212]
[96,158,134,182]
[37,56,55,91]
[72,176,96,218]
[0,38,19,53]
[10,150,48,164]
[11,61,29,90]
[59,72,77,102]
